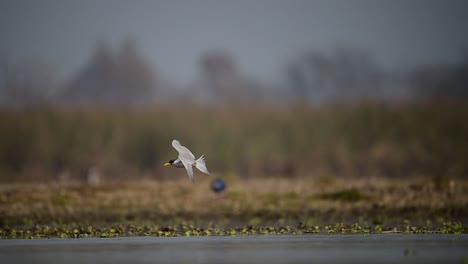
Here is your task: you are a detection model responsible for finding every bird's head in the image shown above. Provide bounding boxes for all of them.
[164,160,174,167]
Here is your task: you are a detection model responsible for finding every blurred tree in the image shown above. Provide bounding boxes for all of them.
[0,56,56,108]
[197,50,265,104]
[287,47,384,103]
[62,41,116,104]
[62,39,156,107]
[117,39,155,104]
[409,54,468,101]
[201,50,238,82]
[286,60,308,103]
[200,50,240,101]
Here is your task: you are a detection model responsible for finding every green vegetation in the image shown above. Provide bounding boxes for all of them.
[0,102,467,181]
[0,221,465,239]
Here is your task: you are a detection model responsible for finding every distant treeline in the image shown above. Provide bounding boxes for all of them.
[0,102,467,182]
[1,40,467,107]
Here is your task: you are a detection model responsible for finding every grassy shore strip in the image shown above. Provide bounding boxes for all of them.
[0,221,465,239]
[0,177,466,237]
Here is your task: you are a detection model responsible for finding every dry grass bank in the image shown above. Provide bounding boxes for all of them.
[1,176,466,228]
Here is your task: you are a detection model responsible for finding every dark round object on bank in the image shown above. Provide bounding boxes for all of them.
[211,178,226,193]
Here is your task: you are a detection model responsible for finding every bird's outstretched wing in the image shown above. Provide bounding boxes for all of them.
[172,140,195,160]
[180,158,194,181]
[172,140,195,181]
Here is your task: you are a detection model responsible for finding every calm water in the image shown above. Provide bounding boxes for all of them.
[0,234,467,264]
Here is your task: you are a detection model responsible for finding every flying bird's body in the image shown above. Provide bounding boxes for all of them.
[164,140,210,181]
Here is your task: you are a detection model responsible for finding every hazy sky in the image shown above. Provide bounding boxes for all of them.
[1,0,467,84]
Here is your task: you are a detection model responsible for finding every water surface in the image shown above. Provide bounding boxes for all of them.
[1,234,467,264]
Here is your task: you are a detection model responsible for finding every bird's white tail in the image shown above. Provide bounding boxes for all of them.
[195,155,210,174]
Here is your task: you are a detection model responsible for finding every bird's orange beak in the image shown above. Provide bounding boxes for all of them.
[164,162,171,167]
